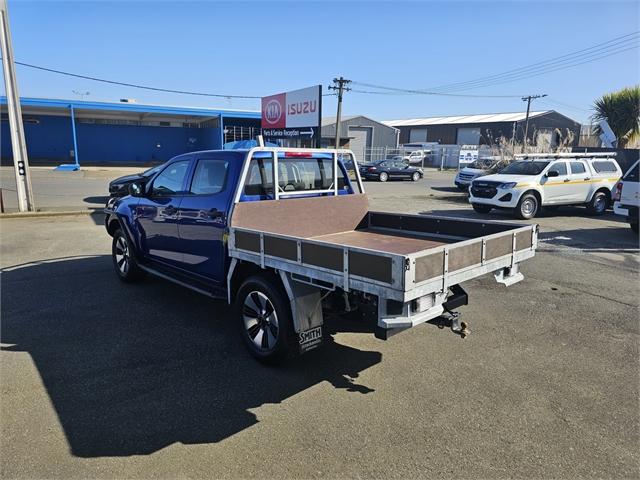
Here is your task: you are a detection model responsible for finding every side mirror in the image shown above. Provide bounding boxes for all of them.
[129,181,146,197]
[546,170,559,178]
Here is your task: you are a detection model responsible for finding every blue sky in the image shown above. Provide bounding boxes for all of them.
[3,0,639,123]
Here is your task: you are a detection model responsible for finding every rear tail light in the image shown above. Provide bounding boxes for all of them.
[368,167,377,172]
[613,181,623,201]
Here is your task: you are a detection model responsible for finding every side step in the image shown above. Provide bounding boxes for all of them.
[138,263,225,299]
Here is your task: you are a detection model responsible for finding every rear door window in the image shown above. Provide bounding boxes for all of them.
[570,162,586,175]
[189,159,229,195]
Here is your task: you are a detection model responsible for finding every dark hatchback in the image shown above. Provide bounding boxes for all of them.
[108,164,163,197]
[359,160,423,182]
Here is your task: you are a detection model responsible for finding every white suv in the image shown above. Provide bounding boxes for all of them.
[468,154,622,219]
[613,159,639,234]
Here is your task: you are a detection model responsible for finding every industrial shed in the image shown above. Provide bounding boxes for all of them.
[0,97,261,166]
[321,115,398,162]
[384,110,581,148]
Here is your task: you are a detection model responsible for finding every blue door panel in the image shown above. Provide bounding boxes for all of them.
[177,153,240,283]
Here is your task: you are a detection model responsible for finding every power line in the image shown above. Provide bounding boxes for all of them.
[539,97,591,114]
[352,32,639,95]
[426,31,639,92]
[427,42,640,93]
[12,60,262,99]
[350,88,527,98]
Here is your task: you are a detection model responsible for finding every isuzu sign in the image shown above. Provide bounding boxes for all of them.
[261,85,322,140]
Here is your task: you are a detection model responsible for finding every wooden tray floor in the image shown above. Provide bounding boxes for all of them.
[311,228,451,255]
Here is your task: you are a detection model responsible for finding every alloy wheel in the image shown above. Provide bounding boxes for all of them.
[243,291,279,352]
[114,236,130,275]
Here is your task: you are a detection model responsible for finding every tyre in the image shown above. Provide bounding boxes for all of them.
[411,172,421,182]
[472,203,492,214]
[379,172,389,182]
[112,229,145,283]
[587,191,608,215]
[236,274,296,363]
[515,193,539,219]
[630,221,639,234]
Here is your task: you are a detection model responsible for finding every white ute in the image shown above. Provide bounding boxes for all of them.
[468,153,622,219]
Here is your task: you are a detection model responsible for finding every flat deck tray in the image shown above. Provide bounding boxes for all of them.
[311,229,449,255]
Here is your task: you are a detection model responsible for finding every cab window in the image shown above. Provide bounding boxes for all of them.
[570,162,586,174]
[151,160,190,196]
[548,162,567,176]
[189,159,229,195]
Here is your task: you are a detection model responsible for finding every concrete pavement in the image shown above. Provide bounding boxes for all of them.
[0,183,638,478]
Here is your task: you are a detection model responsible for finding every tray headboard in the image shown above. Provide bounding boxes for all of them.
[231,194,369,238]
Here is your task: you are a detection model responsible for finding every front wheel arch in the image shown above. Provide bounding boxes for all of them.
[106,217,120,237]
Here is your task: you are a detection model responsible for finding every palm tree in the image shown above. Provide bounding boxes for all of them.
[592,86,640,148]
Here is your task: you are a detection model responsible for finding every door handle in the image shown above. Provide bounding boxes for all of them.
[563,178,570,182]
[208,208,223,219]
[584,177,590,181]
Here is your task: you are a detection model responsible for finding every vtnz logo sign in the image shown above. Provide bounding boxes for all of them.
[261,85,321,137]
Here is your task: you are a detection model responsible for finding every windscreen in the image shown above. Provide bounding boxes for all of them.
[500,161,549,175]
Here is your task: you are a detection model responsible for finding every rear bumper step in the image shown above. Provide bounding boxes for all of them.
[375,285,469,340]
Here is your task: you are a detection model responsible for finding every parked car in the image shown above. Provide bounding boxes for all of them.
[104,147,537,363]
[454,159,505,191]
[468,153,622,219]
[108,164,163,197]
[403,149,430,165]
[613,159,639,234]
[359,160,423,182]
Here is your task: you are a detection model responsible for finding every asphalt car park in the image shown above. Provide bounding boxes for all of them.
[0,170,638,479]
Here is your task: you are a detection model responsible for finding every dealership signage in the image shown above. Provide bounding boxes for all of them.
[261,85,322,140]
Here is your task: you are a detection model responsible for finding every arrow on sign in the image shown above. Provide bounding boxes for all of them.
[300,128,314,137]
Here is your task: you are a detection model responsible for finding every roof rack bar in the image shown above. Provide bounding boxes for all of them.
[514,152,617,158]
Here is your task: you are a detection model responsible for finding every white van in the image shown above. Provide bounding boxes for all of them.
[613,159,639,233]
[468,153,622,219]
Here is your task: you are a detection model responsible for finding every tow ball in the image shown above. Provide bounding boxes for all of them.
[448,311,470,338]
[435,310,470,338]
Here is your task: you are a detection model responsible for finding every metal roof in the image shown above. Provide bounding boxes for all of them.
[0,96,261,119]
[383,111,552,127]
[321,115,359,126]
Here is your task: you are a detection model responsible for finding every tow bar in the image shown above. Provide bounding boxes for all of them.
[430,285,470,338]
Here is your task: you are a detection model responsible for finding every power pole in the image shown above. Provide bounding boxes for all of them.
[521,94,547,153]
[328,77,351,151]
[0,0,34,211]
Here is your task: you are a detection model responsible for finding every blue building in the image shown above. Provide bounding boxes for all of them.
[0,97,261,166]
